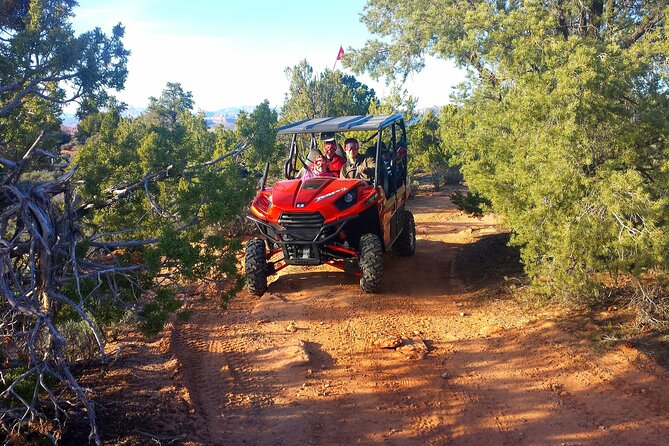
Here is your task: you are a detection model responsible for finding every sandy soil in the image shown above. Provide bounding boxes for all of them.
[64,189,669,445]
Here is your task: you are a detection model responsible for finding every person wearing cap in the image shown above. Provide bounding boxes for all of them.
[320,132,345,176]
[302,155,335,180]
[340,137,376,182]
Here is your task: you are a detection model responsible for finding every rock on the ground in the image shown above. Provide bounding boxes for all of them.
[372,335,403,349]
[397,336,429,359]
[256,340,311,369]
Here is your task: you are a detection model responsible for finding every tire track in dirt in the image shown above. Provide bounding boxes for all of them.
[171,297,274,444]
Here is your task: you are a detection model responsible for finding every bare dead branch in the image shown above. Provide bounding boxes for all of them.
[0,133,252,444]
[75,137,250,218]
[0,157,17,168]
[0,73,78,117]
[1,132,45,186]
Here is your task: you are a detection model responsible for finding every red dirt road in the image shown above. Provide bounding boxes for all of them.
[169,190,669,445]
[69,190,669,445]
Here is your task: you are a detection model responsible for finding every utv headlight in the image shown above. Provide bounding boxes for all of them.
[334,188,358,210]
[254,194,271,213]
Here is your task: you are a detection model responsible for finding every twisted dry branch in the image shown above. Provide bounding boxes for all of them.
[0,136,251,443]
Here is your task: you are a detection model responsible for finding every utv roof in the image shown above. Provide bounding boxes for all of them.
[277,114,403,134]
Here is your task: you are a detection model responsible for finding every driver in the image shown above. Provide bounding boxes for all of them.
[320,132,345,176]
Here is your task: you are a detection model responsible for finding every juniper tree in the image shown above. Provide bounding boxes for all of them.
[349,0,669,297]
[282,59,378,122]
[0,2,262,441]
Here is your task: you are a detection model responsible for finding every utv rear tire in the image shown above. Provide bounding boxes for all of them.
[245,238,267,296]
[393,210,416,256]
[359,233,383,293]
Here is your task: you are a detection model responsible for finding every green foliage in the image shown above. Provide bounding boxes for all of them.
[1,367,37,405]
[410,109,444,174]
[73,83,257,336]
[76,98,126,143]
[140,287,182,336]
[235,100,281,171]
[146,82,194,128]
[176,309,193,322]
[342,74,378,115]
[282,59,377,122]
[0,366,57,422]
[450,190,490,217]
[17,168,59,185]
[367,83,417,122]
[0,0,128,159]
[353,1,669,298]
[1,96,64,157]
[59,319,99,362]
[75,111,143,200]
[58,278,136,348]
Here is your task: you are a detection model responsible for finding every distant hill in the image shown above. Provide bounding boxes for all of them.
[203,106,253,129]
[124,106,145,118]
[60,105,254,132]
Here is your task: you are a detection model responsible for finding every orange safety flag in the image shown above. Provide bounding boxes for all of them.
[336,46,345,60]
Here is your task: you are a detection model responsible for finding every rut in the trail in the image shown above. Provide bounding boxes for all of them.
[171,298,273,443]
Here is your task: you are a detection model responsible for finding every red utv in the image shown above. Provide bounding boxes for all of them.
[245,114,415,295]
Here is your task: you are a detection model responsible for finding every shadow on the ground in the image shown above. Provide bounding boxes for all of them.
[453,232,524,292]
[166,319,669,446]
[61,335,200,445]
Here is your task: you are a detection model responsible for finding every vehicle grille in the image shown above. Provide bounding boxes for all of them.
[278,212,324,241]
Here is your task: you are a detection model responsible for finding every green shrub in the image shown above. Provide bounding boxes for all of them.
[140,287,182,336]
[352,0,669,301]
[59,319,100,362]
[450,191,490,217]
[442,167,464,186]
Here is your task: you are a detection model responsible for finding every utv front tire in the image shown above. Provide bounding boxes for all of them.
[359,233,383,293]
[393,210,416,256]
[245,238,267,296]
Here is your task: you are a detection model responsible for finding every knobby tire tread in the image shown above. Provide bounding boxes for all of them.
[245,238,267,296]
[359,233,383,293]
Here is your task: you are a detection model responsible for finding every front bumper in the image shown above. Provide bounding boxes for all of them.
[247,214,358,265]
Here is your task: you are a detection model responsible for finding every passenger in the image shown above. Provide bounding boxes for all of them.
[340,137,376,182]
[397,140,407,161]
[302,155,335,180]
[380,142,394,189]
[396,140,408,186]
[366,143,392,183]
[320,132,346,176]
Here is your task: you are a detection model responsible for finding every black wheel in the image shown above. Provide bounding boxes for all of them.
[245,238,267,296]
[359,233,384,293]
[393,210,416,256]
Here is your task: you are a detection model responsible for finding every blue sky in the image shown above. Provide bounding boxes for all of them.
[72,0,466,111]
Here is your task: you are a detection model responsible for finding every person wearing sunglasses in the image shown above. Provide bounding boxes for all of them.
[340,138,375,182]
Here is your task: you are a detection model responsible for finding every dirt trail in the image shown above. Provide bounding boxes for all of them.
[169,190,669,446]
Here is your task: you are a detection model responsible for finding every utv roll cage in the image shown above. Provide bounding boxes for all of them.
[278,113,406,190]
